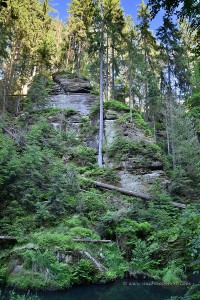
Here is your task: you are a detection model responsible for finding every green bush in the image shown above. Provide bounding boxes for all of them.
[107,138,140,161]
[9,291,39,300]
[79,189,106,216]
[84,166,119,184]
[0,264,7,284]
[73,259,95,283]
[107,137,162,162]
[130,240,159,274]
[25,73,53,110]
[104,99,130,112]
[8,270,47,289]
[80,116,98,135]
[89,99,130,118]
[73,146,96,166]
[117,111,153,136]
[162,261,186,284]
[103,243,128,277]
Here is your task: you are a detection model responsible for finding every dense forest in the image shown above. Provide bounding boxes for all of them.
[0,0,200,299]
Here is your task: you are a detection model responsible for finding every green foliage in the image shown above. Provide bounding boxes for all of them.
[73,146,96,166]
[179,284,200,300]
[27,108,77,120]
[107,137,162,161]
[30,232,71,250]
[130,240,159,273]
[8,270,48,289]
[89,100,100,117]
[80,116,98,135]
[117,112,153,136]
[0,264,7,284]
[89,99,130,118]
[0,121,79,227]
[132,112,153,136]
[115,219,152,251]
[104,99,130,112]
[53,70,88,80]
[84,166,120,184]
[103,243,128,277]
[73,259,94,283]
[9,291,39,300]
[25,73,53,110]
[78,189,106,220]
[162,261,186,284]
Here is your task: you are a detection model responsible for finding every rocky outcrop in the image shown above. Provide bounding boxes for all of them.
[49,94,97,116]
[48,73,97,115]
[52,74,91,94]
[47,74,169,196]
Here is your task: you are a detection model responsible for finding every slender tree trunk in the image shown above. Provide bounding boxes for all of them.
[67,36,71,65]
[98,1,104,167]
[169,102,176,170]
[111,38,115,99]
[77,40,81,77]
[166,101,171,155]
[105,35,109,102]
[144,37,148,121]
[2,85,7,114]
[129,53,133,123]
[153,114,156,142]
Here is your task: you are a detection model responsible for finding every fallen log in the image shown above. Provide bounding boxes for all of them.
[2,126,25,147]
[92,180,151,200]
[91,180,186,209]
[0,236,17,241]
[72,239,112,243]
[79,250,107,272]
[2,125,51,163]
[172,202,187,209]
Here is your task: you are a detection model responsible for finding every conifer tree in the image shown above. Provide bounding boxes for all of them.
[137,0,159,120]
[0,0,54,114]
[67,0,95,75]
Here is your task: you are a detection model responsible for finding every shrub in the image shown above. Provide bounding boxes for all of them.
[84,166,120,184]
[73,259,95,283]
[79,189,106,216]
[104,99,130,112]
[107,137,162,162]
[162,261,186,284]
[0,264,7,284]
[73,146,96,166]
[130,240,159,273]
[25,73,53,110]
[107,138,141,161]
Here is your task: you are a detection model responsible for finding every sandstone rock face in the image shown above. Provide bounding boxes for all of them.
[47,75,169,196]
[48,73,96,116]
[103,109,169,195]
[104,120,117,146]
[52,74,91,93]
[49,94,97,116]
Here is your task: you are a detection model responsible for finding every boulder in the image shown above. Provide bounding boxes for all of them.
[53,74,91,93]
[105,110,118,120]
[49,83,63,95]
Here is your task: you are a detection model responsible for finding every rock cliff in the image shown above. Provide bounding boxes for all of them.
[48,73,169,196]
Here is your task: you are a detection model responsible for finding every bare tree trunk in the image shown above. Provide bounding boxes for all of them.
[129,66,133,123]
[165,102,171,155]
[77,40,81,77]
[2,85,7,114]
[144,36,148,122]
[111,37,115,99]
[98,1,104,167]
[153,114,156,142]
[105,35,109,101]
[91,180,186,208]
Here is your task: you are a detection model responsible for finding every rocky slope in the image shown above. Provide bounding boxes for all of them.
[48,73,169,196]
